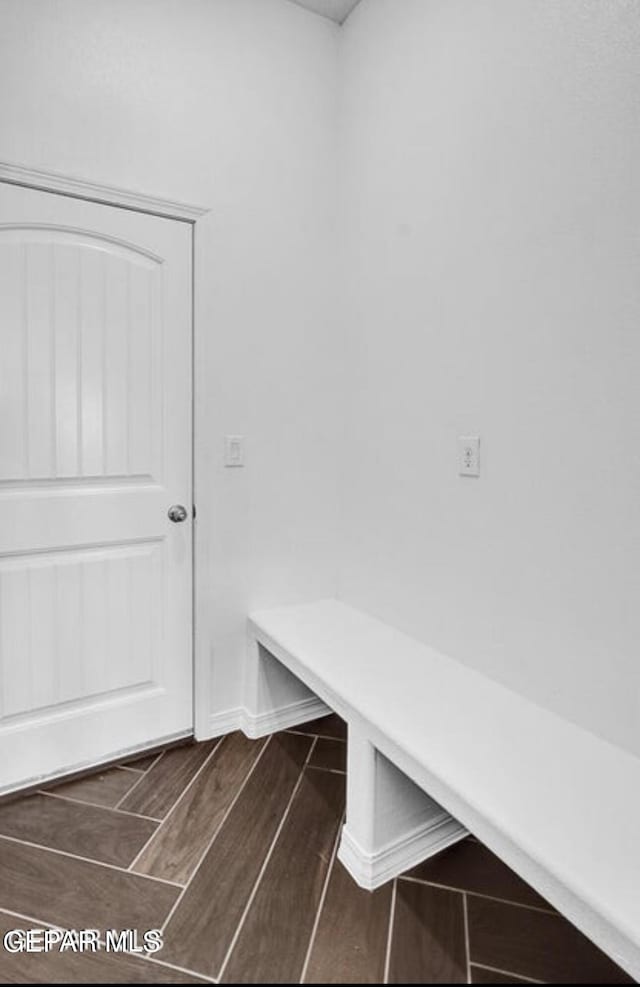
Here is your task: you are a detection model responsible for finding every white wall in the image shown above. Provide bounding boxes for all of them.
[2,0,638,757]
[0,0,341,725]
[338,0,640,755]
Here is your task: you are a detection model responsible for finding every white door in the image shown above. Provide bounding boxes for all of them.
[0,183,193,792]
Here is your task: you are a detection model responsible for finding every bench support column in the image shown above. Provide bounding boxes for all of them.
[243,635,330,737]
[338,726,468,890]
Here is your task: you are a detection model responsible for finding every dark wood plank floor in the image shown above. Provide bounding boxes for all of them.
[304,855,392,984]
[221,767,345,984]
[160,731,312,978]
[388,881,467,984]
[49,765,146,809]
[118,740,218,819]
[0,793,157,867]
[0,714,633,984]
[133,731,264,885]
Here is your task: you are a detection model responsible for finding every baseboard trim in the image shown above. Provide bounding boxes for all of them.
[241,696,330,738]
[206,696,331,741]
[207,707,244,738]
[338,815,468,891]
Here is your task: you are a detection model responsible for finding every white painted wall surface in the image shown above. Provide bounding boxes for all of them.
[338,0,640,755]
[0,0,340,724]
[2,0,638,761]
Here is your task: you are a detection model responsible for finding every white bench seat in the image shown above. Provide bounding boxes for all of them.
[247,598,640,981]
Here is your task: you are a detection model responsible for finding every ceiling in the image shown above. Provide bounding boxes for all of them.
[286,0,362,25]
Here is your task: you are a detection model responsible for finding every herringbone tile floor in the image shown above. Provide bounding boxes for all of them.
[0,716,632,984]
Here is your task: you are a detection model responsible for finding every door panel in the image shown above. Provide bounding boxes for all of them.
[0,184,192,792]
[0,229,163,482]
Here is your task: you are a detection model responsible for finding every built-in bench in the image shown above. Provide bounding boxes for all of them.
[247,599,640,982]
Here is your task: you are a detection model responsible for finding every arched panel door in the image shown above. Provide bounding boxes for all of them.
[0,183,192,792]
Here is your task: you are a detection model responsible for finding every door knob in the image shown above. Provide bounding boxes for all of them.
[168,504,188,523]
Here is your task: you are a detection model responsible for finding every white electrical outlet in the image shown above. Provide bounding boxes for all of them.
[224,435,245,467]
[458,435,480,477]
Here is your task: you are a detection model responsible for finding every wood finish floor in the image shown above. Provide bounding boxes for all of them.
[0,716,633,984]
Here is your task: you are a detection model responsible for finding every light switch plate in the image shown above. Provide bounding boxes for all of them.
[224,435,245,467]
[458,435,480,477]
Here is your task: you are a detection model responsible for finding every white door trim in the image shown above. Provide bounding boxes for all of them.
[0,160,207,222]
[0,160,212,746]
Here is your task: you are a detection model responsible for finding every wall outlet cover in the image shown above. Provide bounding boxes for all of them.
[458,435,480,477]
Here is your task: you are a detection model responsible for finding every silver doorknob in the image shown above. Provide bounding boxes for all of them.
[168,504,188,523]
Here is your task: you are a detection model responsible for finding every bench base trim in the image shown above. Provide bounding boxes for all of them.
[207,707,245,738]
[207,698,330,741]
[241,696,330,738]
[338,815,469,891]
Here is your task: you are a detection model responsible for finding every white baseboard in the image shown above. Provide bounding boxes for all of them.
[337,815,468,891]
[206,696,331,741]
[241,696,330,738]
[206,707,244,738]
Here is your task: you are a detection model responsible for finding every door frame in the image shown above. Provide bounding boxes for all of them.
[0,159,212,743]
